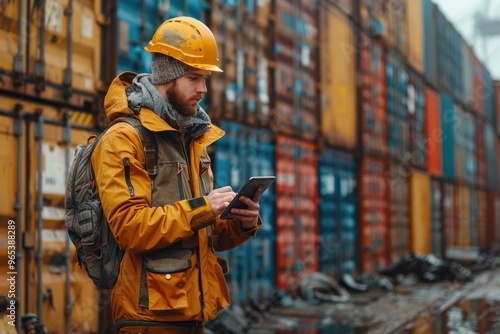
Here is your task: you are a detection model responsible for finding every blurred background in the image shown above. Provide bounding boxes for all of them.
[0,0,499,333]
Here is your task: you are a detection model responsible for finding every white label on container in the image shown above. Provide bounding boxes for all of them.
[82,14,93,39]
[42,206,66,221]
[258,59,270,104]
[300,44,311,67]
[84,77,92,90]
[321,174,335,195]
[42,229,67,242]
[45,0,63,33]
[42,143,68,195]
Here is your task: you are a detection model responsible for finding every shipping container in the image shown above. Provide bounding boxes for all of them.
[410,170,431,254]
[425,85,442,176]
[454,185,471,248]
[275,135,318,289]
[487,192,500,246]
[462,42,475,110]
[496,81,500,134]
[209,0,272,125]
[472,54,484,116]
[408,70,427,170]
[0,95,101,333]
[318,148,357,280]
[485,123,499,192]
[440,93,455,179]
[319,3,357,149]
[359,0,385,38]
[422,0,438,88]
[442,182,456,256]
[0,0,104,114]
[359,156,388,275]
[386,51,410,162]
[454,105,476,185]
[405,0,424,74]
[430,178,443,258]
[471,189,487,249]
[476,120,487,188]
[386,162,410,265]
[360,37,387,155]
[271,0,319,141]
[383,0,408,58]
[214,120,276,303]
[483,66,496,125]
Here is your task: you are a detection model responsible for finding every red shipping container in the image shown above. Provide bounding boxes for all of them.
[359,156,388,275]
[425,86,442,176]
[275,135,319,289]
[487,192,500,246]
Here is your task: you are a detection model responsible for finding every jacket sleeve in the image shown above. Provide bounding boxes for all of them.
[92,123,216,253]
[210,215,262,252]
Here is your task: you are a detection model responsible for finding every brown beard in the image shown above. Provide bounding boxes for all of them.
[166,81,199,117]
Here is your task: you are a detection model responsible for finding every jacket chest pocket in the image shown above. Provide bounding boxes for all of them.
[151,161,192,206]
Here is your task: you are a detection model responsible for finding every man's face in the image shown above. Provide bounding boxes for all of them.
[165,69,211,117]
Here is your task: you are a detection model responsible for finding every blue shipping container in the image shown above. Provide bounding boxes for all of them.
[318,148,357,280]
[440,93,455,179]
[214,120,276,303]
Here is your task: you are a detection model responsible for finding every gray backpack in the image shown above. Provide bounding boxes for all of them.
[65,117,157,289]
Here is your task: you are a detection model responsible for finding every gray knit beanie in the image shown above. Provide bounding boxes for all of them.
[151,53,197,84]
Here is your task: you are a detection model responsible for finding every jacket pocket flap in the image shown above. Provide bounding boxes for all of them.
[144,248,192,274]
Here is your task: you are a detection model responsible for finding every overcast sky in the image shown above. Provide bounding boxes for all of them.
[432,0,500,79]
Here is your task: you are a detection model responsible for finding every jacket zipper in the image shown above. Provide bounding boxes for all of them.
[123,158,135,197]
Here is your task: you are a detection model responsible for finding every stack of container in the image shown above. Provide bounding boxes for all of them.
[2,0,500,331]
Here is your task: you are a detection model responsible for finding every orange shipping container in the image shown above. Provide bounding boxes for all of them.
[454,185,471,248]
[410,171,431,254]
[406,0,424,73]
[475,190,488,248]
[487,192,500,246]
[319,4,357,149]
[0,95,101,333]
[425,86,442,176]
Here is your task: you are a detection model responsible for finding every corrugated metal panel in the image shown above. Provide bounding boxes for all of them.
[436,8,463,102]
[210,0,272,125]
[386,51,410,161]
[440,93,455,179]
[214,120,276,303]
[473,189,488,248]
[319,4,357,149]
[360,38,387,155]
[455,185,471,247]
[473,55,484,116]
[487,192,500,246]
[431,178,443,258]
[0,96,99,333]
[496,81,500,134]
[318,148,357,280]
[425,86,442,176]
[406,0,424,74]
[359,0,385,37]
[442,182,455,255]
[408,70,427,170]
[410,171,431,254]
[476,120,487,188]
[422,0,438,88]
[276,135,318,289]
[483,66,495,124]
[485,124,498,192]
[454,105,476,185]
[360,156,388,275]
[272,0,319,141]
[383,0,408,58]
[0,0,103,111]
[387,163,410,265]
[462,42,475,110]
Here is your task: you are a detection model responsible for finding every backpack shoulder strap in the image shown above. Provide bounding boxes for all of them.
[120,117,158,178]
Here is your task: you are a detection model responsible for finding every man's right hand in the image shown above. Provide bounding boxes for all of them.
[207,186,237,216]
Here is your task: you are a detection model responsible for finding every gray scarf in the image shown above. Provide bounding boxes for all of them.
[126,73,211,129]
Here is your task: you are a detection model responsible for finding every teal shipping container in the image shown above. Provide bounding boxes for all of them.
[318,148,357,280]
[440,93,455,179]
[214,121,276,303]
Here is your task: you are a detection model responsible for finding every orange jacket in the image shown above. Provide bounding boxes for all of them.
[92,72,260,326]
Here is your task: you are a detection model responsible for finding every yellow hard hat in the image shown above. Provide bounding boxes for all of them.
[145,16,222,72]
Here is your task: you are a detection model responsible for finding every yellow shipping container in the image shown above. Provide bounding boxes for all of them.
[410,171,431,254]
[406,0,424,73]
[319,4,357,149]
[0,0,104,109]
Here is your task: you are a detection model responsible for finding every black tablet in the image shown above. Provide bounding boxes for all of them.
[219,176,276,220]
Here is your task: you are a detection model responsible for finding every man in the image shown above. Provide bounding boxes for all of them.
[92,16,262,333]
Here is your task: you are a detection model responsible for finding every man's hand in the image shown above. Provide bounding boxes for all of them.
[207,186,237,216]
[226,188,262,230]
